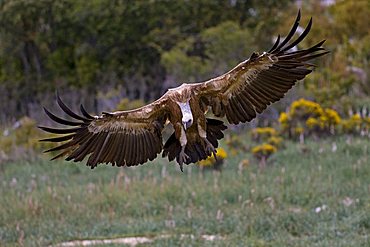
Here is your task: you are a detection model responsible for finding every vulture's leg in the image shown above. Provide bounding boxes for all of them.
[197,119,217,158]
[174,122,189,171]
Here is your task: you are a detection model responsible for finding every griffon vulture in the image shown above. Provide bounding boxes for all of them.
[39,11,328,171]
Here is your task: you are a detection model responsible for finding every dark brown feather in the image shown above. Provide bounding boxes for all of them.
[80,104,95,120]
[39,134,74,143]
[116,133,127,166]
[56,92,90,122]
[280,17,312,53]
[235,94,255,121]
[272,10,301,53]
[242,89,267,113]
[229,97,247,122]
[43,107,82,126]
[38,126,83,134]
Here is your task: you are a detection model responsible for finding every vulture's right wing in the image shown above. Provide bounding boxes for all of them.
[39,93,169,168]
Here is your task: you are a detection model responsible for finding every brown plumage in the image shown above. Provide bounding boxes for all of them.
[39,11,328,171]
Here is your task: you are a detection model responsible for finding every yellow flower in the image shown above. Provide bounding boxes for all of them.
[216,147,228,159]
[306,117,319,129]
[294,127,304,134]
[252,127,278,141]
[252,143,277,156]
[198,158,213,166]
[364,117,370,127]
[319,115,328,129]
[351,114,362,123]
[340,113,363,133]
[278,112,289,124]
[324,108,341,125]
[198,147,228,166]
[289,98,324,118]
[267,136,283,147]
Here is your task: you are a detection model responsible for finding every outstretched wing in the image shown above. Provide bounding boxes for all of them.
[195,10,329,124]
[39,93,169,168]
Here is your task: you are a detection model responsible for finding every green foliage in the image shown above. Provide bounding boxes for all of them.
[161,37,208,82]
[161,21,256,82]
[304,49,357,109]
[116,98,145,111]
[0,0,297,121]
[330,1,370,41]
[0,0,368,123]
[0,116,57,165]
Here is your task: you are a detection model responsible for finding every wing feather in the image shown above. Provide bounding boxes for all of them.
[196,11,328,124]
[116,134,126,166]
[39,94,169,168]
[236,93,256,120]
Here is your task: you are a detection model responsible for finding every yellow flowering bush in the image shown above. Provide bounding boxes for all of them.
[279,98,370,137]
[294,127,305,135]
[325,109,341,125]
[251,143,277,169]
[0,117,50,163]
[290,98,324,118]
[280,98,342,138]
[278,112,289,126]
[251,127,278,141]
[317,109,341,132]
[340,114,363,134]
[364,117,370,129]
[267,136,283,148]
[225,134,247,155]
[364,117,370,124]
[306,117,319,129]
[251,143,277,157]
[198,147,228,171]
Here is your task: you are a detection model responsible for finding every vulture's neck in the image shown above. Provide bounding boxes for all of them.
[177,101,193,128]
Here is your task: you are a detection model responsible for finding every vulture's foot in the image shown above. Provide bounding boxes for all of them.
[204,138,217,158]
[178,147,189,172]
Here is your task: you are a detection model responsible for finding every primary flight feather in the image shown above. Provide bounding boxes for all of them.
[39,11,328,171]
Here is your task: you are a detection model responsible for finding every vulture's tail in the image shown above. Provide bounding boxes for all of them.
[162,118,227,167]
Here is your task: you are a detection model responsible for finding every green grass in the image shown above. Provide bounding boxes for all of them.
[0,136,369,246]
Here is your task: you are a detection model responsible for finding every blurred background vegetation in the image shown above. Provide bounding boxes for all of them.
[0,0,368,124]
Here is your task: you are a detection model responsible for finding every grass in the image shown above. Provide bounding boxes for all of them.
[0,135,369,246]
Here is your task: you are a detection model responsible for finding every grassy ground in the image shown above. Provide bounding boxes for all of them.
[0,135,369,246]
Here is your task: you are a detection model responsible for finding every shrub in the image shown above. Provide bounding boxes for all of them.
[198,147,228,171]
[0,117,50,164]
[279,98,342,139]
[267,136,284,148]
[251,127,278,142]
[116,98,145,111]
[225,134,247,155]
[251,143,277,170]
[251,144,277,157]
[340,114,363,134]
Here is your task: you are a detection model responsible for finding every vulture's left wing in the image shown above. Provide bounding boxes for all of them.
[195,11,328,124]
[39,93,169,168]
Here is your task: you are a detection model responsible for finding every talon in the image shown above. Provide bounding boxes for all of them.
[178,147,189,172]
[204,139,216,156]
[212,149,218,161]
